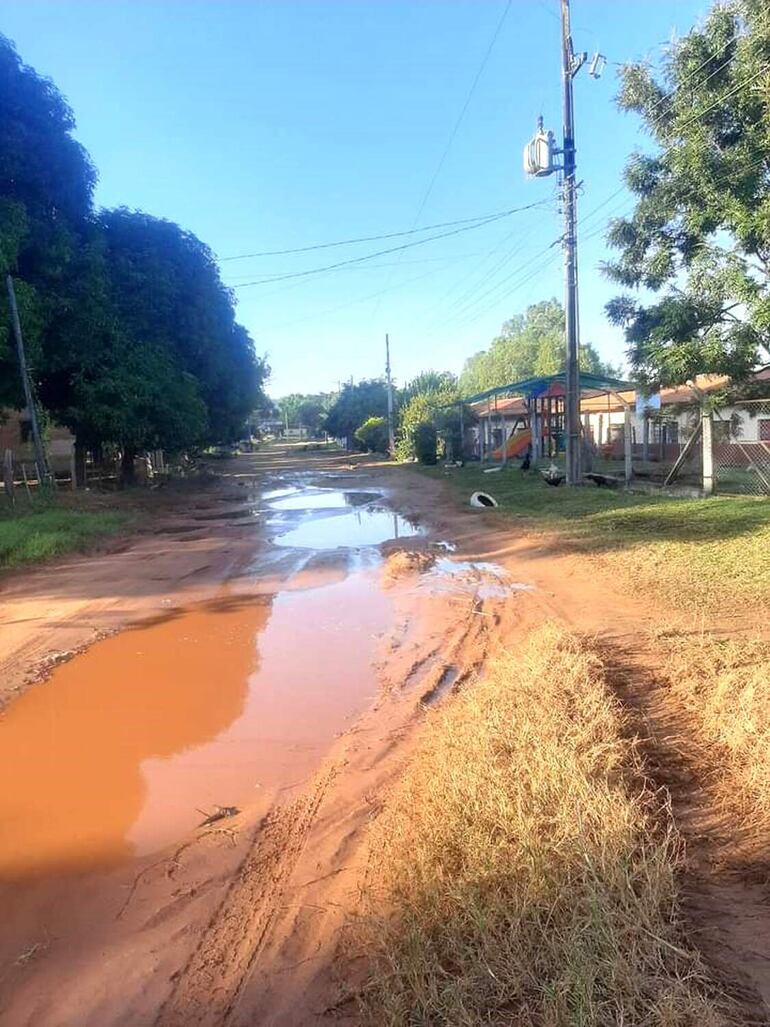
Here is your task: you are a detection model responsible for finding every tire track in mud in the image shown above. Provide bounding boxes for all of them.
[155,585,502,1027]
[155,766,337,1027]
[599,637,770,1024]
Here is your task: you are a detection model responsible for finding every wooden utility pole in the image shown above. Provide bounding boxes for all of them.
[5,273,50,485]
[561,0,585,486]
[385,333,395,456]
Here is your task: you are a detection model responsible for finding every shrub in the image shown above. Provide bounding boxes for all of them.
[413,422,438,464]
[354,416,390,454]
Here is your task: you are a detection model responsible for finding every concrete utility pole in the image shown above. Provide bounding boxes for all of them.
[385,333,395,456]
[5,273,50,485]
[524,1,604,485]
[560,0,585,486]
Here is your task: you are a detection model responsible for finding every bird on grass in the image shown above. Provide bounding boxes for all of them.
[541,462,565,487]
[520,448,532,473]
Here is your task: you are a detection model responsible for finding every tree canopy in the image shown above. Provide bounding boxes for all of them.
[325,379,389,447]
[275,392,333,435]
[604,0,770,388]
[395,371,473,463]
[0,33,267,465]
[459,300,616,397]
[0,34,97,408]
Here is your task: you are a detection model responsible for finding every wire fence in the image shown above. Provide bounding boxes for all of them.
[713,400,770,496]
[587,408,703,488]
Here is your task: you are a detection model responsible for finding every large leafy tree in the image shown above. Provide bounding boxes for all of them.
[97,209,264,444]
[459,300,614,396]
[399,370,458,407]
[0,33,96,406]
[325,379,389,449]
[37,210,266,477]
[0,36,267,475]
[604,0,770,388]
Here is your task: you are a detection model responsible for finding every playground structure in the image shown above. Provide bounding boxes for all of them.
[465,372,636,483]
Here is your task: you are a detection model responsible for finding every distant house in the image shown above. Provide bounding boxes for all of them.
[0,407,74,475]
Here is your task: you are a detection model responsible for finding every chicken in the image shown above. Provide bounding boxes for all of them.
[541,462,565,487]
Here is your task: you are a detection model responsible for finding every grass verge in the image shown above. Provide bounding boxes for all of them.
[0,504,129,568]
[361,625,724,1026]
[656,630,770,834]
[420,465,770,611]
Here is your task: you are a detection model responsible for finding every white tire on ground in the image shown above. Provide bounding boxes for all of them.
[470,491,498,508]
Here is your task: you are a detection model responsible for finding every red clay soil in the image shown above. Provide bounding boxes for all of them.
[0,449,768,1026]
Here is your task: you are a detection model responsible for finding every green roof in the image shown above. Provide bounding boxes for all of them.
[464,371,634,405]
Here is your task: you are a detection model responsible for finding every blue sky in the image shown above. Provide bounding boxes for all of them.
[2,0,708,397]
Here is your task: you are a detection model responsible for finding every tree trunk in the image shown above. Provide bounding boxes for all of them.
[119,447,137,488]
[74,440,88,488]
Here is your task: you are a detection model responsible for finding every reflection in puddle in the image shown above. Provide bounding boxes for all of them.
[425,558,533,599]
[0,600,265,878]
[261,486,299,501]
[274,507,420,550]
[0,573,390,880]
[270,489,380,511]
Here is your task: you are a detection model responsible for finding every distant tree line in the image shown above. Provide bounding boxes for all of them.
[271,300,614,464]
[458,299,617,398]
[0,35,267,483]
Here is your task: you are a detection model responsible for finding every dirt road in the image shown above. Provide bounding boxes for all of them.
[0,447,768,1025]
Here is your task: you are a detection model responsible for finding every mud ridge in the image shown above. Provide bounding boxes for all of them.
[156,766,338,1027]
[599,636,770,1024]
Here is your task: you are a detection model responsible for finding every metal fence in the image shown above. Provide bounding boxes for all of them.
[713,400,770,496]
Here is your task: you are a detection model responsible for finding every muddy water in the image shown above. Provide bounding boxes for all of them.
[0,483,404,881]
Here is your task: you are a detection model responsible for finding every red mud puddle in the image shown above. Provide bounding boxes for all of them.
[0,571,390,881]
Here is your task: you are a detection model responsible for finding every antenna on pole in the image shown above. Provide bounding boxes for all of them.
[385,334,395,457]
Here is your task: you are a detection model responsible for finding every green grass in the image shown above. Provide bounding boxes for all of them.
[0,504,129,568]
[420,464,770,611]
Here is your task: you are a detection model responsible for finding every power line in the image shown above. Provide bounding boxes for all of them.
[414,183,561,332]
[231,200,552,289]
[253,261,458,333]
[408,0,513,230]
[449,241,563,331]
[218,205,529,261]
[626,34,738,129]
[222,252,478,284]
[369,0,513,325]
[577,70,768,243]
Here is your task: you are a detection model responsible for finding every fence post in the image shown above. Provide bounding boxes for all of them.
[3,449,14,506]
[702,406,714,496]
[642,413,649,463]
[624,405,632,485]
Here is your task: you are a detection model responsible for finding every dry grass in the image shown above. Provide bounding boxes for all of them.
[657,631,770,832]
[360,625,724,1027]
